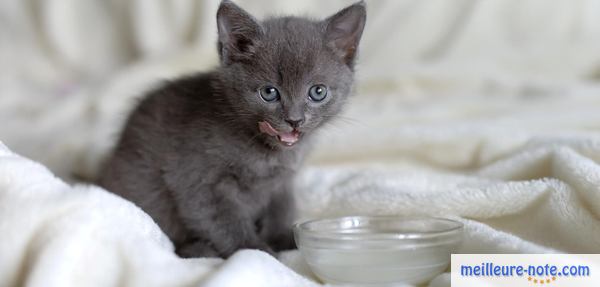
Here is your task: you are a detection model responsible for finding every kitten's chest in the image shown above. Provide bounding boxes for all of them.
[214,151,296,212]
[227,150,297,187]
[166,130,305,205]
[205,139,304,176]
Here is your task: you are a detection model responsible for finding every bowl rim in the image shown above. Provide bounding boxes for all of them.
[293,215,464,241]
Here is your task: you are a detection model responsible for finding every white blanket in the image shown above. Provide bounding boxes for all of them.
[2,0,600,286]
[0,142,319,287]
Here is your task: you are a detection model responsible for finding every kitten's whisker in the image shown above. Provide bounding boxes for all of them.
[321,115,365,128]
[320,121,346,133]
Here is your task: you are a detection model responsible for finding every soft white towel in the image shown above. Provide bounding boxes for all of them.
[0,142,324,287]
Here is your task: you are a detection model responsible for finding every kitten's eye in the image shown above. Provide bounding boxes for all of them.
[308,85,328,102]
[259,86,280,102]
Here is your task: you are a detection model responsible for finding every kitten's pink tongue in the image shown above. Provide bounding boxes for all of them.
[278,131,299,145]
[258,121,278,136]
[258,121,299,145]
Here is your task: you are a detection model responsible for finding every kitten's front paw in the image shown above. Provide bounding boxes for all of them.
[176,240,220,258]
[214,239,276,258]
[268,231,296,252]
[242,241,277,257]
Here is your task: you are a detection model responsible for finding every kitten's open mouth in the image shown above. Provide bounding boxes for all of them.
[258,121,300,146]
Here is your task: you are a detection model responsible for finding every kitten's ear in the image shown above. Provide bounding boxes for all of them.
[324,1,367,68]
[217,1,263,64]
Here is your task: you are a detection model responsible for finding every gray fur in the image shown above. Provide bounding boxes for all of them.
[98,0,366,258]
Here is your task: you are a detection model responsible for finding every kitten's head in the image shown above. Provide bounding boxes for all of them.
[216,0,366,149]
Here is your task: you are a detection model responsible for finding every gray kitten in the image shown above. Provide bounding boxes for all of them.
[99,0,366,258]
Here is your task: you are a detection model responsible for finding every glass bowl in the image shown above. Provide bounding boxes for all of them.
[293,216,463,286]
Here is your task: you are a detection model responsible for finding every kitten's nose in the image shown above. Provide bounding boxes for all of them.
[285,118,305,128]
